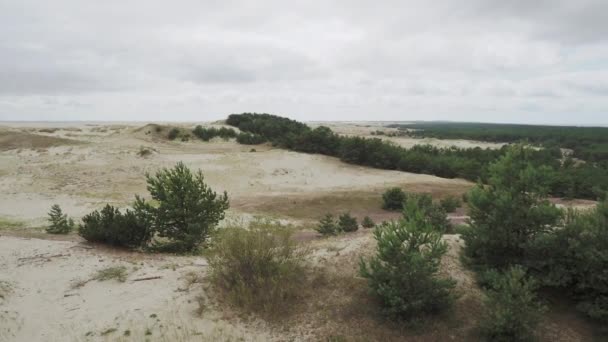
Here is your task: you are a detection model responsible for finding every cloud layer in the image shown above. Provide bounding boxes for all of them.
[1,0,607,124]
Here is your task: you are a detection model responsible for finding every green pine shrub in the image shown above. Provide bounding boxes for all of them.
[338,212,358,232]
[528,200,608,322]
[78,204,152,248]
[462,146,562,269]
[362,216,375,228]
[134,162,229,252]
[479,266,545,342]
[316,214,338,236]
[381,187,406,211]
[359,200,456,320]
[46,204,74,234]
[439,195,461,213]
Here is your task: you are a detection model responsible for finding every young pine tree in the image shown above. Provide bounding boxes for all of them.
[316,214,338,236]
[479,266,545,342]
[338,213,358,232]
[359,200,456,320]
[134,162,229,252]
[462,145,562,269]
[46,204,74,234]
[362,216,375,228]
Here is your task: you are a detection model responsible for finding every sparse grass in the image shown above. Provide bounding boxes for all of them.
[93,266,129,282]
[0,280,12,300]
[0,216,26,229]
[182,271,204,290]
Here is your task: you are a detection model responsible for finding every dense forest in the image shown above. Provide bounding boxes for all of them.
[225,113,608,200]
[389,122,608,162]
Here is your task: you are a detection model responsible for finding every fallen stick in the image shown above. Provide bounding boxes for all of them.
[132,276,162,282]
[70,245,93,250]
[18,253,70,261]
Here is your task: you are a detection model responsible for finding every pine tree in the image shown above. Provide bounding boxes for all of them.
[360,200,455,319]
[316,214,338,236]
[462,145,562,269]
[362,216,375,228]
[134,162,229,252]
[46,204,74,234]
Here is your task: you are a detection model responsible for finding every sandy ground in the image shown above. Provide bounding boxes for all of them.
[0,122,472,228]
[0,236,271,342]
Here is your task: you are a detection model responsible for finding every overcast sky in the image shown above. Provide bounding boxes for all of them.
[1,1,607,124]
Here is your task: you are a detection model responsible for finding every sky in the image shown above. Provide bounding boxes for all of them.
[1,0,607,125]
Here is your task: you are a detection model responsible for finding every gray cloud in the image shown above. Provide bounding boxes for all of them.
[0,0,607,124]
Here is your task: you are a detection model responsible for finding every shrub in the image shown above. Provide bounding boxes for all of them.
[316,214,338,236]
[439,195,461,213]
[382,187,406,211]
[403,193,450,233]
[46,204,74,234]
[359,201,456,320]
[528,200,608,322]
[78,204,152,248]
[462,146,562,269]
[134,162,229,252]
[236,132,266,145]
[479,266,545,342]
[137,146,156,157]
[167,128,180,140]
[208,220,307,318]
[338,213,358,232]
[362,216,375,228]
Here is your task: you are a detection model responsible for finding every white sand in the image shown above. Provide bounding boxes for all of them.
[0,236,271,342]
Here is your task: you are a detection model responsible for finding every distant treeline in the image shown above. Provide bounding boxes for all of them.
[225,113,608,200]
[389,122,608,162]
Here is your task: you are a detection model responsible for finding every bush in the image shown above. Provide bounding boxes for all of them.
[78,204,152,248]
[439,195,461,213]
[362,216,375,228]
[134,162,229,252]
[316,214,338,236]
[403,193,450,233]
[382,187,406,211]
[208,220,307,318]
[46,204,74,234]
[193,126,237,141]
[338,213,358,232]
[359,201,456,320]
[236,132,266,145]
[167,128,180,140]
[479,266,545,342]
[528,200,608,322]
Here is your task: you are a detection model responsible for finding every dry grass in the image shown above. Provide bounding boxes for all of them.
[93,265,129,282]
[233,183,471,222]
[0,131,82,151]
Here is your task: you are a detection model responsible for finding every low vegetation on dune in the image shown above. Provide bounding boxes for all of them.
[208,220,308,319]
